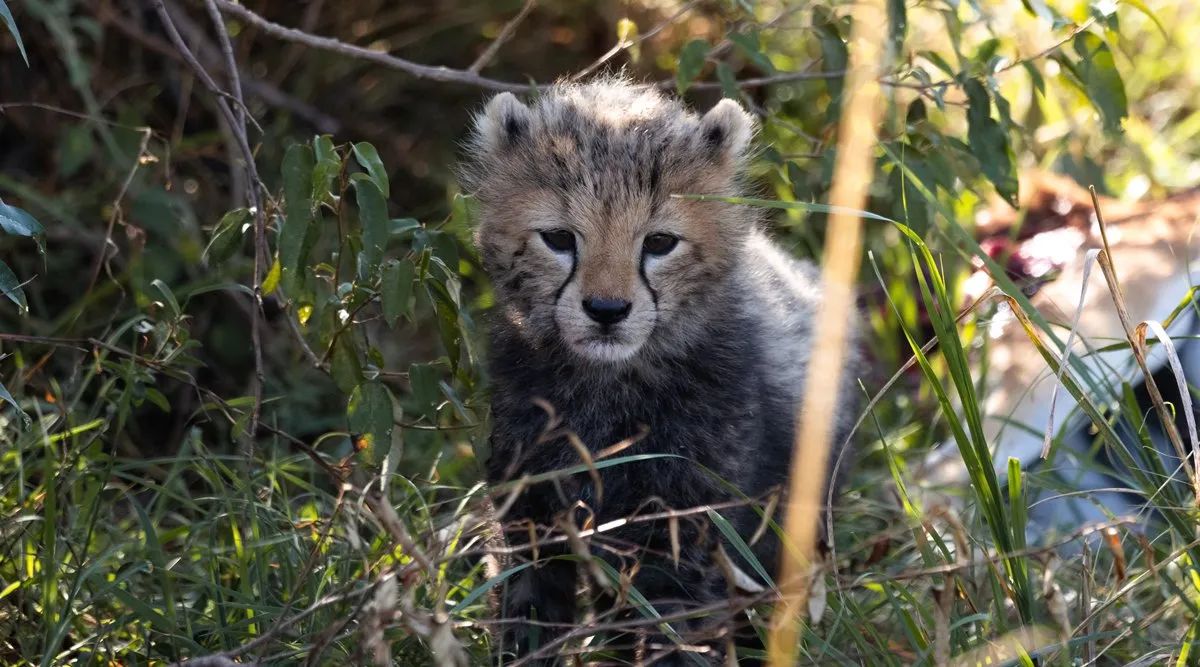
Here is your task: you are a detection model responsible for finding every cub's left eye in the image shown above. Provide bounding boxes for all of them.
[539,229,576,253]
[642,233,679,256]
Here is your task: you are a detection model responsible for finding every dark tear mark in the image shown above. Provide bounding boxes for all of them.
[553,256,577,304]
[553,195,578,304]
[638,254,659,308]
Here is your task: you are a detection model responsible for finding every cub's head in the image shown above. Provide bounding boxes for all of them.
[459,79,757,363]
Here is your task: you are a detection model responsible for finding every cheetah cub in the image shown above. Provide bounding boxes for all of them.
[460,79,861,665]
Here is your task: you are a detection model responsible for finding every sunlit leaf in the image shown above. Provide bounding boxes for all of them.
[1073,32,1128,135]
[1019,0,1053,20]
[1121,0,1167,36]
[616,17,640,63]
[262,257,282,295]
[964,79,1018,206]
[919,50,956,77]
[1023,61,1046,95]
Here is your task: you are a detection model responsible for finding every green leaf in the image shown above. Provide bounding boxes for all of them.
[151,279,181,318]
[0,0,29,66]
[347,380,394,465]
[415,229,459,274]
[381,258,416,327]
[0,198,45,242]
[919,50,956,77]
[449,562,534,613]
[964,79,1018,207]
[0,260,28,313]
[972,38,1001,72]
[1073,32,1128,135]
[0,378,29,428]
[58,123,94,179]
[330,334,362,395]
[391,217,422,238]
[409,363,441,421]
[728,31,774,74]
[203,208,250,266]
[143,387,170,413]
[714,61,741,100]
[1022,61,1045,95]
[352,142,389,198]
[313,134,337,163]
[707,509,776,590]
[905,99,927,126]
[262,256,282,295]
[889,156,930,235]
[352,175,389,271]
[1018,0,1052,20]
[312,157,341,205]
[675,39,710,94]
[814,8,848,113]
[887,0,907,59]
[616,18,640,63]
[279,144,316,297]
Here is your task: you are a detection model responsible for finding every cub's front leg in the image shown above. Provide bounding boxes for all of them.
[495,551,577,666]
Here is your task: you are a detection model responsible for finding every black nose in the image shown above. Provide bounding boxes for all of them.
[582,297,632,325]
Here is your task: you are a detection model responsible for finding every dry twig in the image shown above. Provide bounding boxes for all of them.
[155,0,268,441]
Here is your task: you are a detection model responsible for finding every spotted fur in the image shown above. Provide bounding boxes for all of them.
[460,78,862,666]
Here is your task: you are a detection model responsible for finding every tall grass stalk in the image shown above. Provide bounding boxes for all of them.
[765,0,885,663]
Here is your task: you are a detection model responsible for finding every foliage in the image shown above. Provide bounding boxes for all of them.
[1,0,1199,664]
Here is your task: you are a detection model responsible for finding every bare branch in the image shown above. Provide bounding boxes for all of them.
[212,0,534,92]
[155,0,267,440]
[572,0,702,82]
[468,0,537,75]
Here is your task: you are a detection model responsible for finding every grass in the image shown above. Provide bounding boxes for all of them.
[5,200,1199,665]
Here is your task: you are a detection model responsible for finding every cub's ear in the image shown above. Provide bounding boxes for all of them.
[699,98,756,162]
[474,91,532,152]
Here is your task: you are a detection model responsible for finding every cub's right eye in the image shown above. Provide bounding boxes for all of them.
[539,229,576,253]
